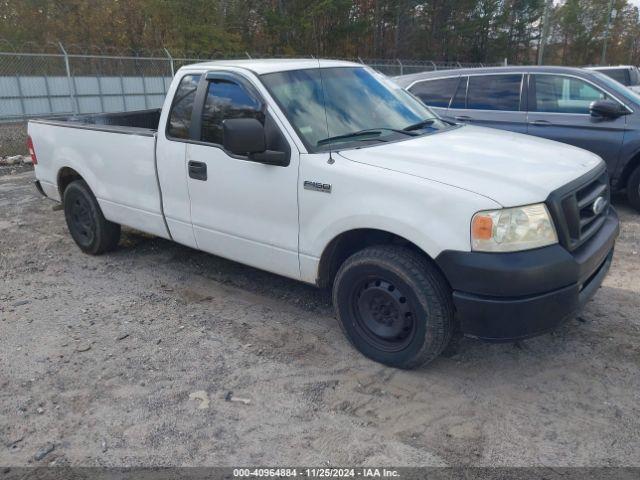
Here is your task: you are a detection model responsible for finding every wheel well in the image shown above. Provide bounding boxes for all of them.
[618,153,640,191]
[316,229,430,289]
[57,167,83,198]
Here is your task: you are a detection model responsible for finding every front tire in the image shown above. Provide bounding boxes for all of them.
[627,166,640,212]
[332,245,454,369]
[63,180,120,255]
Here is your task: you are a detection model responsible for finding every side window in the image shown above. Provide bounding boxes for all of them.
[601,69,629,86]
[167,74,201,139]
[201,79,263,145]
[450,76,468,109]
[409,77,459,108]
[467,74,522,111]
[533,75,609,114]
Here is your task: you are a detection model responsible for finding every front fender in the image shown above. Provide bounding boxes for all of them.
[298,157,500,284]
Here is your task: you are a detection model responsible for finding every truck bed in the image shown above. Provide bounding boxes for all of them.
[29,109,170,240]
[31,109,161,136]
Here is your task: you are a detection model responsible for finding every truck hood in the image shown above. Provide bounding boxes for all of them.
[338,125,603,207]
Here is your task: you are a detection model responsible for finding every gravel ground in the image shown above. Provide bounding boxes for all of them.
[1,169,639,467]
[0,121,27,158]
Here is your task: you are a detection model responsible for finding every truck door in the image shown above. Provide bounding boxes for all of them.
[185,72,301,280]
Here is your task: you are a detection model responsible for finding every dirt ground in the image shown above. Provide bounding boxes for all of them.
[1,168,639,467]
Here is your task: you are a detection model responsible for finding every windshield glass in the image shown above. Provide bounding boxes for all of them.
[592,70,640,106]
[261,66,450,152]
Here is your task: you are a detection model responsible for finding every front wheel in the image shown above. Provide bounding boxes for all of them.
[627,165,640,212]
[63,179,120,255]
[332,245,454,369]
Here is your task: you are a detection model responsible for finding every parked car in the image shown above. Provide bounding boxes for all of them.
[395,66,640,211]
[585,65,640,94]
[28,59,618,368]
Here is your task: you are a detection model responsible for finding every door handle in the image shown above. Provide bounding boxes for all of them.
[530,119,552,126]
[454,115,472,122]
[188,161,207,181]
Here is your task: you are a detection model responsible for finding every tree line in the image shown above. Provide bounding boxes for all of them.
[1,0,639,65]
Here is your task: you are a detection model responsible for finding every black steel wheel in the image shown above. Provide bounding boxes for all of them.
[63,179,120,255]
[68,191,96,248]
[350,277,417,352]
[333,245,454,369]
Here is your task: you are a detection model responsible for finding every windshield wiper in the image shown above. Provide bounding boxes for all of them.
[403,119,437,132]
[317,128,416,146]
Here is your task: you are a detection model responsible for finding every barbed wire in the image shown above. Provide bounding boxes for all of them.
[0,39,504,66]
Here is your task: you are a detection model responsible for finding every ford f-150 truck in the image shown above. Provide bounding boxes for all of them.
[28,59,619,368]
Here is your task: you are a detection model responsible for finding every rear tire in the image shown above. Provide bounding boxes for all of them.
[627,166,640,212]
[63,179,120,255]
[332,245,454,369]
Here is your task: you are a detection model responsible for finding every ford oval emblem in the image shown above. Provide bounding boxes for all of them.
[592,196,607,215]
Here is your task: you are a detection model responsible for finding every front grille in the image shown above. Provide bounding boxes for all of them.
[546,167,610,252]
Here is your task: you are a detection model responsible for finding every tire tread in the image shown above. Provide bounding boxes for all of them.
[627,166,640,212]
[332,245,454,368]
[63,180,120,255]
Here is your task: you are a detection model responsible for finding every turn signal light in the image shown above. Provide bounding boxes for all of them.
[471,215,493,240]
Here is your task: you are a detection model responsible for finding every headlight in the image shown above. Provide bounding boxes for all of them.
[471,203,558,252]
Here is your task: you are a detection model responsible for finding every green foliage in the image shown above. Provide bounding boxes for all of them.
[0,0,638,64]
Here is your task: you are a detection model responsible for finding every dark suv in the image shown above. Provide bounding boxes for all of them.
[394,66,640,211]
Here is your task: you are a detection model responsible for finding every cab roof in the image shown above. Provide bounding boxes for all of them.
[181,58,361,75]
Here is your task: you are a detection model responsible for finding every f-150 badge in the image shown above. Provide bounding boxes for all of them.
[304,181,332,193]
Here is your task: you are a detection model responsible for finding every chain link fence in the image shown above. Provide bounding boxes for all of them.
[0,42,503,155]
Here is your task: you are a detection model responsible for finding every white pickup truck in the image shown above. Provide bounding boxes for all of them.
[29,59,619,368]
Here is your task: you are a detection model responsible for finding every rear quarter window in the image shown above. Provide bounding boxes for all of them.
[409,77,459,108]
[167,74,201,139]
[599,69,630,86]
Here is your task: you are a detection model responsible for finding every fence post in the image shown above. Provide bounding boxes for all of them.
[357,56,364,64]
[94,55,105,113]
[164,48,175,77]
[59,42,79,114]
[118,60,127,111]
[13,67,26,119]
[245,51,252,59]
[396,59,403,76]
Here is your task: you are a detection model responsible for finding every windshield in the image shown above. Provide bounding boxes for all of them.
[261,66,450,152]
[592,70,640,106]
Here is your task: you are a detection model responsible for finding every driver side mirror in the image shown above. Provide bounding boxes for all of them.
[222,118,288,166]
[589,100,626,119]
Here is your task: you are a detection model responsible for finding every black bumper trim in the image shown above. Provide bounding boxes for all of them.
[452,250,612,341]
[435,209,619,341]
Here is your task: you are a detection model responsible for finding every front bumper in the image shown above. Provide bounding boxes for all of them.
[435,209,619,341]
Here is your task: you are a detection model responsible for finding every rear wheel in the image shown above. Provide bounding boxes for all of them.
[627,166,640,212]
[63,180,120,255]
[332,245,454,369]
